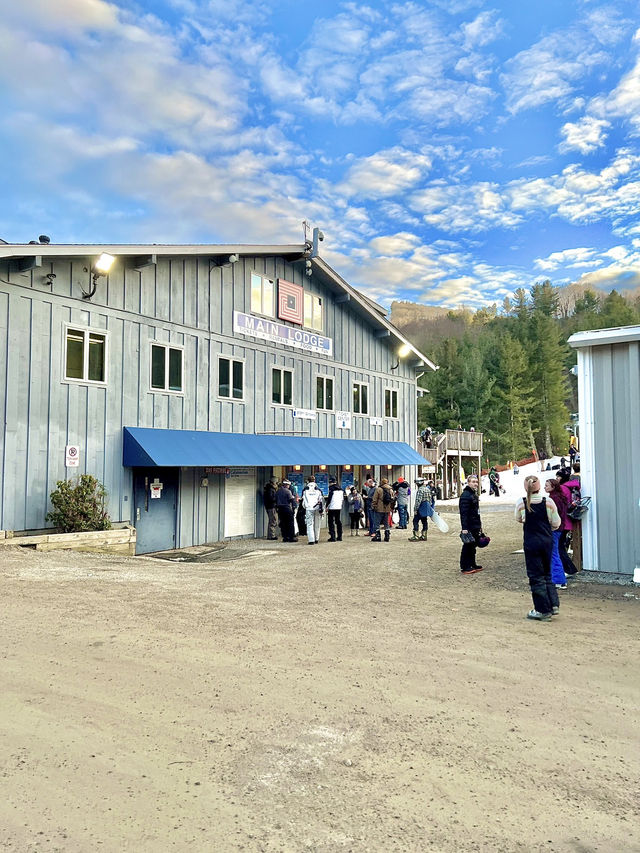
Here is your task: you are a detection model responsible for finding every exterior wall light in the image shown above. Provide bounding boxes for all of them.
[319,464,327,471]
[391,343,412,370]
[344,464,351,470]
[82,252,116,299]
[294,465,301,471]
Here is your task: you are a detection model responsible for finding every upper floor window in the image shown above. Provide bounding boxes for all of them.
[353,382,368,415]
[385,388,398,418]
[65,326,107,384]
[151,343,183,393]
[219,357,244,400]
[272,367,293,406]
[251,272,275,317]
[304,292,323,331]
[316,376,334,410]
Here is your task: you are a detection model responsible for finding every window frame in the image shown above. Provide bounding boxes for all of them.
[384,387,399,419]
[217,354,246,402]
[316,374,334,411]
[303,291,323,332]
[63,323,108,386]
[149,340,185,395]
[352,381,369,415]
[271,365,294,408]
[250,271,276,318]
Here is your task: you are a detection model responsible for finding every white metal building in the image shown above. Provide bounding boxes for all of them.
[568,325,640,576]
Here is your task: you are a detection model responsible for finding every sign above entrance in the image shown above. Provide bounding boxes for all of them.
[336,410,351,430]
[234,311,333,357]
[370,417,383,427]
[293,408,316,420]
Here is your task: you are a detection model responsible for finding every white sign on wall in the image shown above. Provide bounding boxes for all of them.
[370,417,383,427]
[65,445,80,468]
[293,408,316,420]
[336,410,352,430]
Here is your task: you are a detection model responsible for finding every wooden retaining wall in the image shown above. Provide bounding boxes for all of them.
[0,526,136,555]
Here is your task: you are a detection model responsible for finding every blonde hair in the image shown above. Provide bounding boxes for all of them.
[524,475,539,513]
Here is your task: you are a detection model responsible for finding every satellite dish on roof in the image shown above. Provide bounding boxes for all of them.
[38,235,51,244]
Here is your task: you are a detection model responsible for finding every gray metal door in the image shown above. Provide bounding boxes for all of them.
[133,468,178,554]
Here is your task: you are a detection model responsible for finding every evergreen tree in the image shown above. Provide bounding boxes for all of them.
[528,312,569,455]
[493,335,534,463]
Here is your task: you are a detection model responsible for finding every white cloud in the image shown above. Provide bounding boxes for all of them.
[534,247,599,271]
[339,148,432,199]
[559,116,611,154]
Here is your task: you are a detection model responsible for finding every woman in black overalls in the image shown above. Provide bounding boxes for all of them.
[516,475,560,621]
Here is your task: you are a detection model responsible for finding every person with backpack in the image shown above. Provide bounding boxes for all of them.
[409,477,433,541]
[515,475,561,620]
[370,478,395,542]
[263,476,278,540]
[347,486,363,536]
[392,477,410,529]
[301,476,324,545]
[326,476,345,542]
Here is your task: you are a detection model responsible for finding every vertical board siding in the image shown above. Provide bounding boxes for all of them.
[0,253,422,539]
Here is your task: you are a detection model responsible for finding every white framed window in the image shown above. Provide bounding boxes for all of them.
[316,375,334,410]
[218,356,244,400]
[150,342,184,393]
[251,272,275,317]
[64,325,107,385]
[385,388,398,418]
[304,292,323,331]
[352,381,369,415]
[272,366,293,407]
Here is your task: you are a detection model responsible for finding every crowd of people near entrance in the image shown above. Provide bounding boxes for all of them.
[263,475,443,546]
[263,438,584,623]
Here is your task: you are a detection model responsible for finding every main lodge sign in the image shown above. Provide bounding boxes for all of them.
[233,311,333,356]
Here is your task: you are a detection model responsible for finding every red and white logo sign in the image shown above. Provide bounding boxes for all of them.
[277,279,303,325]
[65,445,80,468]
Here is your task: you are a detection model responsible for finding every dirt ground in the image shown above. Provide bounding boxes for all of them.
[1,509,639,853]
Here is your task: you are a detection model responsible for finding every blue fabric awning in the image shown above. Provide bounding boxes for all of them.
[123,427,425,467]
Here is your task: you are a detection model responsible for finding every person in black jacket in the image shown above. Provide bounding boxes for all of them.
[459,474,483,574]
[275,480,297,542]
[263,476,278,540]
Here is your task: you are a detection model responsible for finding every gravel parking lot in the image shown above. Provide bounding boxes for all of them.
[1,510,639,852]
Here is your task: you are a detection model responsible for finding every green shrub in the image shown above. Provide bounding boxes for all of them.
[46,474,112,533]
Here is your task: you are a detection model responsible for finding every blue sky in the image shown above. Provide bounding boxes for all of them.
[1,0,640,309]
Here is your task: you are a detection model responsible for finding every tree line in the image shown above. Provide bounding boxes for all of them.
[406,283,640,466]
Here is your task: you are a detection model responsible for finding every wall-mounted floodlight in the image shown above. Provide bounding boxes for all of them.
[390,343,412,370]
[305,259,313,277]
[82,252,115,299]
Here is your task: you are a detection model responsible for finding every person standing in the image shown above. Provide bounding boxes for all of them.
[515,475,561,620]
[459,474,483,574]
[489,466,500,497]
[326,476,345,542]
[347,486,363,536]
[556,468,581,573]
[301,476,323,545]
[370,478,394,542]
[275,480,297,543]
[393,477,410,529]
[363,477,376,536]
[263,476,278,540]
[544,478,568,589]
[409,477,432,541]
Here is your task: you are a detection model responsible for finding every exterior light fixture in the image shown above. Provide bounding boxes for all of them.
[294,465,301,471]
[319,464,327,471]
[390,343,412,370]
[344,464,351,471]
[386,465,392,470]
[82,252,116,299]
[365,464,371,470]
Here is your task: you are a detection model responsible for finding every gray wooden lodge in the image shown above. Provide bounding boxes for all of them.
[0,238,434,553]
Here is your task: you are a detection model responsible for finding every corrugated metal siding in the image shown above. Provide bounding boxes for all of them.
[592,342,640,574]
[0,254,423,543]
